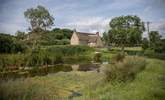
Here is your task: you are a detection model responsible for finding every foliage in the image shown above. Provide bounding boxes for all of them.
[142,31,165,54]
[0,33,27,53]
[102,32,109,46]
[0,45,93,68]
[81,59,165,100]
[27,48,64,67]
[93,52,102,62]
[103,56,146,82]
[0,54,25,71]
[1,57,165,100]
[148,31,161,49]
[108,15,145,51]
[111,52,125,62]
[24,5,54,49]
[24,5,54,30]
[144,49,165,60]
[40,28,73,46]
[15,31,26,41]
[142,38,149,50]
[46,45,94,56]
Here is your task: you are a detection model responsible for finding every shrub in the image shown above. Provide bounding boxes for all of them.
[51,53,63,64]
[102,56,147,82]
[26,48,64,67]
[142,38,149,50]
[144,49,165,60]
[27,49,45,66]
[0,54,26,71]
[0,33,27,53]
[111,52,125,63]
[93,52,102,62]
[46,45,94,56]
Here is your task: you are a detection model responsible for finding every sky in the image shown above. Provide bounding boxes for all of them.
[0,0,165,37]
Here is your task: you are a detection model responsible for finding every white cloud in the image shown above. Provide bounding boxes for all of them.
[150,20,165,36]
[0,22,27,35]
[64,16,111,35]
[142,19,165,37]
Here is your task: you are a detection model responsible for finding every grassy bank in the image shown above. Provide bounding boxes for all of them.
[77,58,165,100]
[0,45,94,70]
[0,57,165,100]
[0,71,103,100]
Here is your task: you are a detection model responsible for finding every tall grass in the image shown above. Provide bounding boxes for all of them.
[46,45,94,56]
[93,52,102,62]
[0,54,25,71]
[102,56,147,82]
[0,45,94,69]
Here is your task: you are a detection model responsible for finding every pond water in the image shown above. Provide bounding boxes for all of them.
[0,61,109,80]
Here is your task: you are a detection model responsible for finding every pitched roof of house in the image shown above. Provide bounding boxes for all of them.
[75,32,99,43]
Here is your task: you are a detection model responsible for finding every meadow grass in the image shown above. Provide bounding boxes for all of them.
[0,71,103,100]
[0,47,165,100]
[0,57,165,100]
[75,58,165,100]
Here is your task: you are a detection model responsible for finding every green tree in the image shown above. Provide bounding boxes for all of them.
[40,28,72,46]
[0,33,26,53]
[142,38,149,50]
[102,32,109,46]
[109,15,145,52]
[15,30,25,40]
[148,31,161,49]
[24,5,54,49]
[24,5,54,31]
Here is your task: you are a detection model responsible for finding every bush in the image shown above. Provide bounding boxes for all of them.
[0,33,27,53]
[0,54,25,71]
[102,56,147,82]
[27,49,45,66]
[46,45,94,56]
[0,45,93,69]
[26,48,64,67]
[111,52,125,63]
[93,52,102,62]
[142,38,149,50]
[144,49,165,60]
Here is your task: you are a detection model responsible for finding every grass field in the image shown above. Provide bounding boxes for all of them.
[0,48,165,100]
[76,58,165,100]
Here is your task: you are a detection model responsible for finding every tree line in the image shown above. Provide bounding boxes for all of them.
[1,5,164,54]
[103,15,165,53]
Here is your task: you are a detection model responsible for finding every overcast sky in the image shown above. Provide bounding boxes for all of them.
[0,0,165,37]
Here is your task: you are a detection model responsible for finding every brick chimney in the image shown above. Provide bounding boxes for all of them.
[96,32,99,36]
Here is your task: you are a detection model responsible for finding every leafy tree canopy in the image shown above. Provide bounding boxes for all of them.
[108,15,145,51]
[24,5,54,31]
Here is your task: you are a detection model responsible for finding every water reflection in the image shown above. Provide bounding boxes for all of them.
[71,64,100,71]
[0,62,109,80]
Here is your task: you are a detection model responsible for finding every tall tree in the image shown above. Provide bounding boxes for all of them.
[102,32,109,46]
[142,38,149,50]
[148,31,161,50]
[24,5,54,49]
[109,15,145,52]
[24,5,54,31]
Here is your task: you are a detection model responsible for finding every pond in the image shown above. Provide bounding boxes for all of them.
[0,61,109,80]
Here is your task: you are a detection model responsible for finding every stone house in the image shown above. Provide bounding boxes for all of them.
[70,30,104,47]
